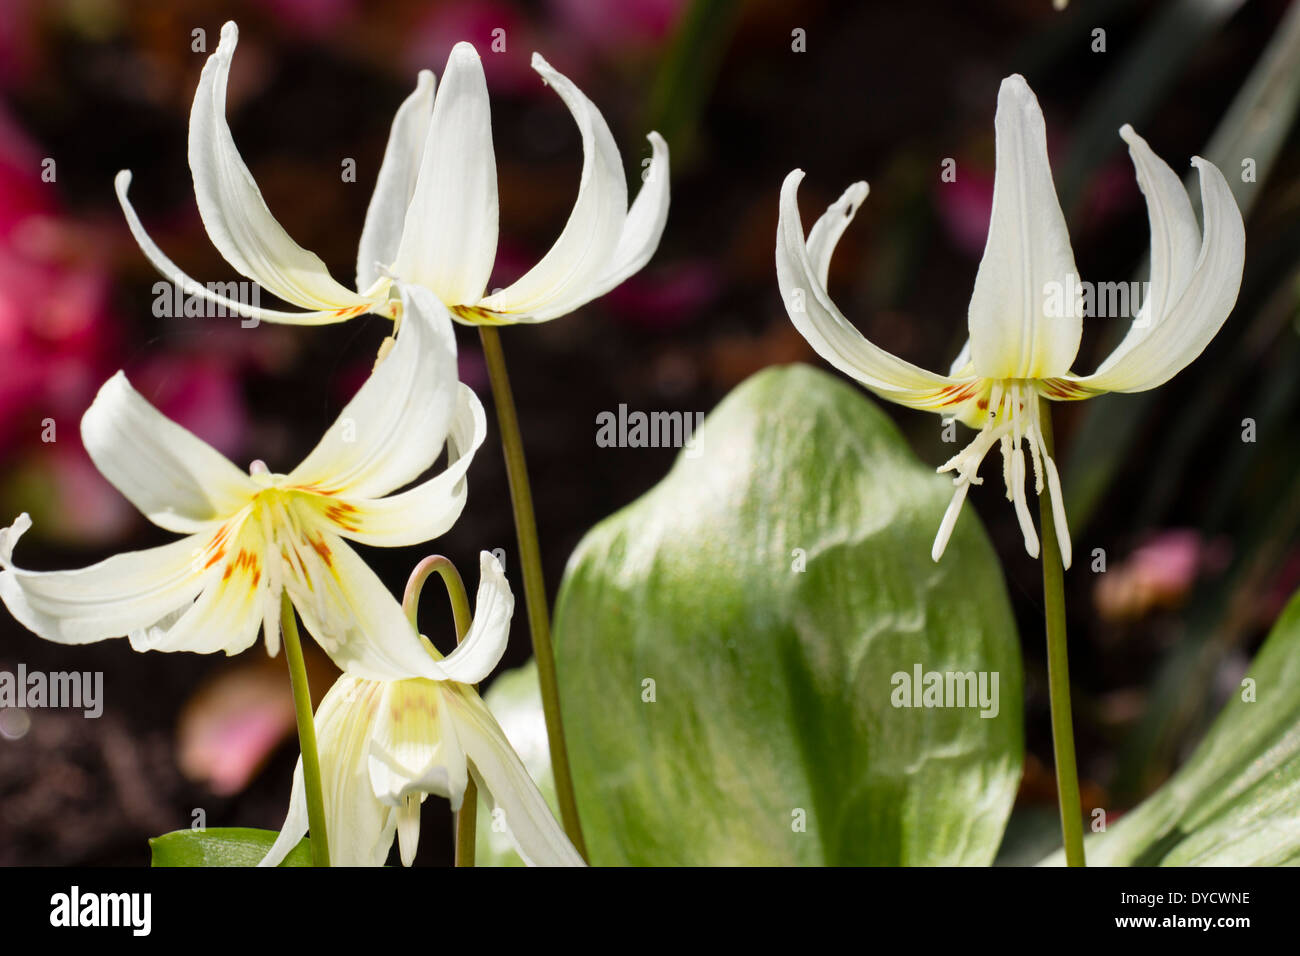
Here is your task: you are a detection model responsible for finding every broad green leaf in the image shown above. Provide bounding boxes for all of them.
[1042,587,1300,866]
[552,364,1023,865]
[150,828,312,867]
[474,659,559,868]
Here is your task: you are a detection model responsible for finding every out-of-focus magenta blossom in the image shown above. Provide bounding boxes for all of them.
[0,107,115,451]
[258,0,358,37]
[1094,529,1230,621]
[605,262,717,330]
[404,0,539,93]
[550,0,685,48]
[934,172,994,259]
[0,0,38,90]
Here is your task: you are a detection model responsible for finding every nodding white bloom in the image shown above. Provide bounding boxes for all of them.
[0,285,487,681]
[115,21,669,328]
[261,553,584,867]
[777,74,1245,569]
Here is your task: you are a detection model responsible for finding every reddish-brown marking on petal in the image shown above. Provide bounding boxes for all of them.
[308,535,333,568]
[450,304,514,326]
[331,304,371,319]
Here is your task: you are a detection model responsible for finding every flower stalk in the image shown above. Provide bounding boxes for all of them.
[403,555,476,867]
[280,592,330,867]
[478,326,588,860]
[1037,399,1085,867]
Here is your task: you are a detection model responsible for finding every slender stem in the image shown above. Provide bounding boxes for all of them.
[1037,400,1086,867]
[280,592,330,867]
[404,556,477,866]
[478,327,588,860]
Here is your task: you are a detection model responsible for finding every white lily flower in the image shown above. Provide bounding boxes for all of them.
[0,285,487,681]
[115,21,669,328]
[261,552,584,867]
[777,74,1245,569]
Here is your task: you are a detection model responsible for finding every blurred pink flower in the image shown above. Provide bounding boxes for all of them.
[258,0,358,37]
[605,262,716,330]
[934,172,994,259]
[404,0,539,93]
[1094,529,1230,621]
[549,0,684,48]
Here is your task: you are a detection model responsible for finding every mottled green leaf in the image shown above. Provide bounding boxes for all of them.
[552,364,1023,865]
[1042,588,1300,866]
[149,828,312,867]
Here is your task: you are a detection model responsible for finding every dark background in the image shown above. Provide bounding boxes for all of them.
[0,0,1296,865]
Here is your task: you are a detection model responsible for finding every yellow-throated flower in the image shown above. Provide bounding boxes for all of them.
[777,74,1245,568]
[0,285,485,680]
[116,21,669,328]
[261,553,584,867]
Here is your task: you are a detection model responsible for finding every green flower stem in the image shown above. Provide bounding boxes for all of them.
[404,556,476,867]
[280,593,330,867]
[478,326,588,860]
[1038,399,1086,867]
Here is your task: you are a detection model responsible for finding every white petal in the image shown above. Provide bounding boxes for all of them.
[187,22,375,313]
[967,75,1081,379]
[261,677,397,867]
[588,131,670,295]
[805,180,868,288]
[476,53,629,320]
[128,514,266,655]
[322,383,485,547]
[357,71,435,293]
[446,686,586,866]
[115,171,387,326]
[393,42,498,305]
[434,552,512,685]
[285,283,458,499]
[0,513,205,645]
[259,758,310,866]
[284,529,446,681]
[1075,152,1245,392]
[367,679,468,811]
[777,170,967,408]
[81,372,257,534]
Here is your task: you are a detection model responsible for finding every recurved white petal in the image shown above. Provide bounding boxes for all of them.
[188,22,374,313]
[284,529,447,681]
[357,71,435,293]
[476,53,629,320]
[446,685,586,866]
[1074,152,1244,392]
[433,552,512,685]
[777,170,967,409]
[0,513,205,646]
[324,383,485,547]
[805,180,868,288]
[81,372,257,534]
[116,172,386,326]
[393,42,498,305]
[967,75,1081,380]
[587,131,670,295]
[286,283,458,500]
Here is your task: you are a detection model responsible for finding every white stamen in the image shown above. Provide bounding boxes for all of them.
[932,481,971,562]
